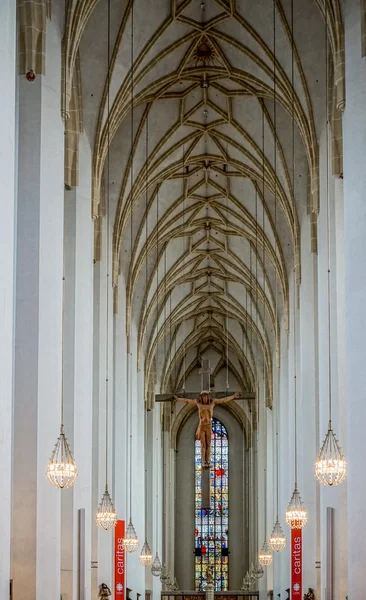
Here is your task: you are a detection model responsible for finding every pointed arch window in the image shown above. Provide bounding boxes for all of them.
[194,417,229,591]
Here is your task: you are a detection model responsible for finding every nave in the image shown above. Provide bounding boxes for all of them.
[0,0,365,599]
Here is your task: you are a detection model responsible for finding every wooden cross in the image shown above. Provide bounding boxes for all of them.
[199,358,212,392]
[155,358,255,508]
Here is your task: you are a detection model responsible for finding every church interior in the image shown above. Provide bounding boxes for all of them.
[1,0,365,598]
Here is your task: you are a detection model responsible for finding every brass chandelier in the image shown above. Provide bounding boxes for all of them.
[314,1,346,487]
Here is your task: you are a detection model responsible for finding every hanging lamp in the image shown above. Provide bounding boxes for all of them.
[122,0,139,551]
[160,564,169,584]
[152,552,162,577]
[96,0,117,531]
[253,561,264,580]
[46,276,78,489]
[285,0,307,530]
[258,466,272,567]
[314,0,346,488]
[139,109,153,568]
[268,0,286,554]
[151,182,162,576]
[46,39,77,490]
[256,109,272,569]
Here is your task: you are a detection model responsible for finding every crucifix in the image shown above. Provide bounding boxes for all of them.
[155,359,255,506]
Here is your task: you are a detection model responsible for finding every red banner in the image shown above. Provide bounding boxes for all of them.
[291,528,302,599]
[115,520,125,600]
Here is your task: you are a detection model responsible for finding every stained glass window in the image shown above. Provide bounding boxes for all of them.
[194,418,229,591]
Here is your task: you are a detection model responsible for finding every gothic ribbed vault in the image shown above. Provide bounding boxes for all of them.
[62,0,344,409]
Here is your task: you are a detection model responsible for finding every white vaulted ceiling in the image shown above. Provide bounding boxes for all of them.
[65,0,343,405]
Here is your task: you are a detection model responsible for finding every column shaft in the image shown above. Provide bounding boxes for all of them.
[344,0,366,596]
[0,0,16,596]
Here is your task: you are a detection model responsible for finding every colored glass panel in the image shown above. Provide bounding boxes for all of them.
[194,418,229,591]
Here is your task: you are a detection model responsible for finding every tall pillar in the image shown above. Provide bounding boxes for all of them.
[61,134,94,599]
[12,11,64,600]
[0,1,16,597]
[343,0,366,596]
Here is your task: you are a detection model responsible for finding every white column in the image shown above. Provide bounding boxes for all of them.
[343,0,366,596]
[61,134,94,599]
[0,1,16,596]
[12,11,64,599]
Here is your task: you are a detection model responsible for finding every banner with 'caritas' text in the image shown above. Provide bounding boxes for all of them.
[115,520,125,600]
[291,528,302,599]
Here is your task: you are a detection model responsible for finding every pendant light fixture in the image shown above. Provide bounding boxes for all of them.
[96,0,117,531]
[122,0,139,552]
[269,0,286,553]
[285,0,307,530]
[151,183,162,576]
[257,105,272,569]
[46,19,77,491]
[314,0,346,487]
[46,271,78,488]
[140,117,153,567]
[258,468,272,567]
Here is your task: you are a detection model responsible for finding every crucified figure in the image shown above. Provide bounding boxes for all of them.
[174,390,240,468]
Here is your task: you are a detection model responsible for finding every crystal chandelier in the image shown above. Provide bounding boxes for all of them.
[46,424,77,488]
[95,0,117,532]
[123,517,139,552]
[315,421,346,486]
[160,564,169,584]
[96,484,117,530]
[269,518,286,552]
[151,552,162,577]
[46,272,77,489]
[285,484,308,529]
[140,538,153,566]
[315,3,347,488]
[258,539,272,567]
[253,561,264,579]
[241,573,251,592]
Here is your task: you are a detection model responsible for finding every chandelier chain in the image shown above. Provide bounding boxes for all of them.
[325,0,332,424]
[129,0,134,518]
[291,0,298,487]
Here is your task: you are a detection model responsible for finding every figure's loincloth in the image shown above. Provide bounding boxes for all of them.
[196,422,211,440]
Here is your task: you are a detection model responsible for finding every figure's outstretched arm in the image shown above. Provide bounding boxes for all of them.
[214,392,240,405]
[173,395,196,405]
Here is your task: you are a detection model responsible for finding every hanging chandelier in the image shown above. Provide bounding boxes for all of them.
[151,552,162,576]
[123,517,139,552]
[139,538,153,566]
[46,273,77,489]
[95,0,117,532]
[268,0,286,556]
[285,0,308,533]
[46,424,77,488]
[269,518,286,552]
[315,3,347,488]
[315,421,346,486]
[160,564,169,584]
[285,484,308,529]
[241,573,251,592]
[96,484,118,530]
[258,539,272,567]
[253,561,264,579]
